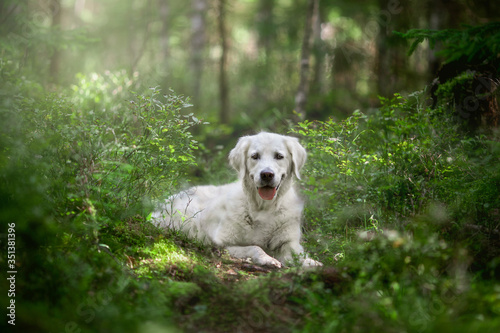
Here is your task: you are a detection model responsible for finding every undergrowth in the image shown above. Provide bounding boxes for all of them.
[1,53,500,332]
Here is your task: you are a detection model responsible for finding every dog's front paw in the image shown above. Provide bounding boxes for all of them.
[301,258,323,267]
[256,254,282,268]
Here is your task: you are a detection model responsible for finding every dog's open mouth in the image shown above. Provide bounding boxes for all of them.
[258,185,279,200]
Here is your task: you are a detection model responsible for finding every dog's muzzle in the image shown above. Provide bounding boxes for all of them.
[257,168,281,200]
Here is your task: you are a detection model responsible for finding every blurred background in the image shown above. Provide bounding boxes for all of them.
[2,2,500,332]
[2,0,499,136]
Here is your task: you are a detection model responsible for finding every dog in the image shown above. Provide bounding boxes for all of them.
[152,132,322,268]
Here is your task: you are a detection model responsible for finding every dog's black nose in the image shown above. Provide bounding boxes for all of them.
[260,169,275,182]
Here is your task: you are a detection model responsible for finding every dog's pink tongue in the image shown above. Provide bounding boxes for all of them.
[258,186,277,200]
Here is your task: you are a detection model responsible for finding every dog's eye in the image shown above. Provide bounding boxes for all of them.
[275,152,284,160]
[251,153,260,160]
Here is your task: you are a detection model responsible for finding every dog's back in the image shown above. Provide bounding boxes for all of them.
[152,182,245,244]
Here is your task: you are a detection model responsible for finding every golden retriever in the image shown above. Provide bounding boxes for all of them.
[152,132,322,268]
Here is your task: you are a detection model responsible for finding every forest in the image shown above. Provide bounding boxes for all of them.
[1,0,499,332]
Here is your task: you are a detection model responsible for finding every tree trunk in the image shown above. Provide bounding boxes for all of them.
[294,0,317,121]
[256,0,274,66]
[159,0,170,63]
[130,1,151,74]
[375,34,390,97]
[217,0,230,124]
[190,0,207,107]
[49,0,61,84]
[310,0,323,102]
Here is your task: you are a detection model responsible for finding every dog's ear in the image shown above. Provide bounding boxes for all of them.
[285,136,307,180]
[229,136,250,179]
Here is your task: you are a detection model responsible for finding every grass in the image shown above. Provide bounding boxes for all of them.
[2,64,500,332]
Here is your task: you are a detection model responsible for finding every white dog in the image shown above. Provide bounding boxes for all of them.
[152,132,322,268]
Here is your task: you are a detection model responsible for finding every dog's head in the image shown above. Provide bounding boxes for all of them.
[229,132,306,201]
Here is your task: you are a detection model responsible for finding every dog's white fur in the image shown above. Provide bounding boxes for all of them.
[152,132,322,268]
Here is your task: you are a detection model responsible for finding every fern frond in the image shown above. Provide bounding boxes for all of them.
[395,22,500,66]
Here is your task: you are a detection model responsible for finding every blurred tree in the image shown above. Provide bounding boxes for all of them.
[49,0,61,84]
[129,0,151,73]
[309,0,325,105]
[0,1,20,39]
[217,0,230,124]
[295,0,318,120]
[190,0,207,107]
[159,0,170,63]
[3,0,498,128]
[375,0,407,97]
[256,0,275,66]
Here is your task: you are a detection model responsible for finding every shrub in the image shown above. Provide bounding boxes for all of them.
[396,23,500,131]
[292,91,500,273]
[24,84,203,226]
[0,67,208,331]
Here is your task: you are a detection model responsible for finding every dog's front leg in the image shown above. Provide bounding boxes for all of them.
[226,246,282,268]
[277,241,323,267]
[300,257,323,267]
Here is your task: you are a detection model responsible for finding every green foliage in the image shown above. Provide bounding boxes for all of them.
[289,90,500,332]
[293,91,499,268]
[434,70,475,101]
[395,22,500,66]
[26,82,202,225]
[295,228,500,333]
[2,57,499,331]
[396,22,500,134]
[0,63,207,331]
[70,70,142,113]
[2,17,500,330]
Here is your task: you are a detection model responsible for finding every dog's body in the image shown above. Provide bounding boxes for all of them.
[152,132,322,268]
